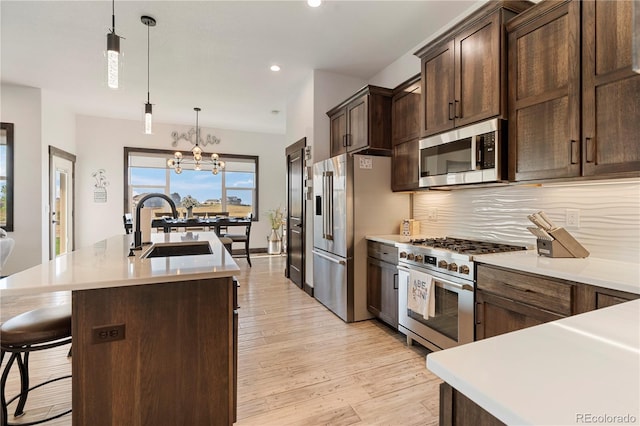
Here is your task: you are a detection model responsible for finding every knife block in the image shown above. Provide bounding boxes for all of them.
[536,227,589,258]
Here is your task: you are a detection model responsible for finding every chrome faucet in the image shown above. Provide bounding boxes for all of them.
[133,193,178,249]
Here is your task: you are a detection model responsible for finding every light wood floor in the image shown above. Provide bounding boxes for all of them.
[0,255,441,425]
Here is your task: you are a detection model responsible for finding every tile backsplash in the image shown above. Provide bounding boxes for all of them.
[413,178,640,263]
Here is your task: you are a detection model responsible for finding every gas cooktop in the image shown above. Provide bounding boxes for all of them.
[408,237,527,256]
[398,237,527,281]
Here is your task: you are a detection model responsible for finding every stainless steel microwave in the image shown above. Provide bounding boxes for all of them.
[419,118,506,188]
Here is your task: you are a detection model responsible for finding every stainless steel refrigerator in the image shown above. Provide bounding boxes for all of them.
[312,153,409,322]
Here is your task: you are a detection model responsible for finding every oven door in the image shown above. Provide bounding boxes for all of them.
[398,265,474,351]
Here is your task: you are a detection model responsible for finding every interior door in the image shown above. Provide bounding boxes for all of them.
[285,138,305,288]
[49,147,76,259]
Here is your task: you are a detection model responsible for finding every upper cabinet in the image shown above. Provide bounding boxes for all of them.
[415,1,531,138]
[507,0,640,181]
[391,75,421,191]
[327,85,393,157]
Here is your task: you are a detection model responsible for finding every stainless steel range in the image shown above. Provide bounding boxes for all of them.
[397,237,526,352]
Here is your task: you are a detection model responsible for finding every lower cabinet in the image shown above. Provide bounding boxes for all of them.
[475,289,564,340]
[367,241,399,328]
[475,264,640,340]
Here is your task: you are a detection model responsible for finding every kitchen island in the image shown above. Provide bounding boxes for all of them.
[428,299,640,425]
[0,232,240,426]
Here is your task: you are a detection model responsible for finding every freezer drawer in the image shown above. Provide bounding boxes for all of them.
[313,250,349,322]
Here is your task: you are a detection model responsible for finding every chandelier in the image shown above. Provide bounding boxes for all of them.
[166,108,226,175]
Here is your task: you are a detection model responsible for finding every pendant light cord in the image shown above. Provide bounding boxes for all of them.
[111,0,115,33]
[147,22,150,104]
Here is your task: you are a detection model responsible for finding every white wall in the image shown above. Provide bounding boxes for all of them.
[41,89,77,260]
[75,115,287,250]
[312,70,366,163]
[0,83,44,274]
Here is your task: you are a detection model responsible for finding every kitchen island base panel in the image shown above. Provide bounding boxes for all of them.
[71,277,235,426]
[440,382,505,426]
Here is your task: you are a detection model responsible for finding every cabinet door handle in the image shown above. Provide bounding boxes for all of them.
[393,273,398,290]
[454,100,460,118]
[448,102,454,121]
[585,137,595,163]
[475,302,482,325]
[570,140,578,165]
[342,134,347,147]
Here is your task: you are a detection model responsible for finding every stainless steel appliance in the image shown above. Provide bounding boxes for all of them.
[312,154,409,322]
[419,118,506,188]
[397,237,526,351]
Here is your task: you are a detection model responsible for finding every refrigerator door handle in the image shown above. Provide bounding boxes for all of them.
[327,172,333,240]
[325,171,333,240]
[312,250,346,265]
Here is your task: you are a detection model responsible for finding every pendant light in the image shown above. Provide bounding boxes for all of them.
[106,0,121,89]
[167,108,226,175]
[141,15,156,134]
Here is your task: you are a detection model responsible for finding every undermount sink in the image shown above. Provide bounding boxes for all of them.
[141,241,213,258]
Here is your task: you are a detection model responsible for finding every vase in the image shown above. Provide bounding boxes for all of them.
[267,229,281,254]
[186,207,193,219]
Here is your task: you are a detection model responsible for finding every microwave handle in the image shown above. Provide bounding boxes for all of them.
[476,135,484,168]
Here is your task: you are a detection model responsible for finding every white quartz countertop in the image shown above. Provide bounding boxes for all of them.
[474,250,640,295]
[367,235,639,295]
[427,299,640,425]
[0,232,240,296]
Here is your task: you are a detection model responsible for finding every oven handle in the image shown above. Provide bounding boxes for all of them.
[397,264,473,292]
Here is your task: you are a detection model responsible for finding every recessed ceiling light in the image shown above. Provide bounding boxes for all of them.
[270,65,281,72]
[308,0,321,7]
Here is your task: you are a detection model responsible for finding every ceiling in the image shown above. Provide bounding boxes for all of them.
[1,1,479,134]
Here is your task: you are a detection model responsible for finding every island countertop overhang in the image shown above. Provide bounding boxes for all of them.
[0,232,240,296]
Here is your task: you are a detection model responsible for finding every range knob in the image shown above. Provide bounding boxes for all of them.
[448,262,458,272]
[399,251,407,259]
[459,265,470,275]
[407,253,415,261]
[438,260,448,269]
[415,255,424,263]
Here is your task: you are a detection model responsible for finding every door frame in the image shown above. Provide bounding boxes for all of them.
[49,146,76,260]
[285,137,306,291]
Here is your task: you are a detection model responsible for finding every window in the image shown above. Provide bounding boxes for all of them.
[124,148,258,219]
[1,123,14,232]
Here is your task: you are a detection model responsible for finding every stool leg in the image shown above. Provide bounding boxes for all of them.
[1,351,18,425]
[245,239,252,267]
[13,350,29,417]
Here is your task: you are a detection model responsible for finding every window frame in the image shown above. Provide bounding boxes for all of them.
[1,122,14,232]
[123,147,259,220]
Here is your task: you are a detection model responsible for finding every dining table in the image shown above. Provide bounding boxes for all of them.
[151,216,251,237]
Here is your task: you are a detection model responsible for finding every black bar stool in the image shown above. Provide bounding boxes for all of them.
[1,304,72,425]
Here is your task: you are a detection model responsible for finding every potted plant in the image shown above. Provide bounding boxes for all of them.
[181,195,199,219]
[267,207,284,254]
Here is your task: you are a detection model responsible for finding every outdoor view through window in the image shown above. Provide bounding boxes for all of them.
[126,149,257,219]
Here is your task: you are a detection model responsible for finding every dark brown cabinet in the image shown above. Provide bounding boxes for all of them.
[582,0,640,176]
[327,85,392,157]
[507,0,640,181]
[475,264,574,339]
[391,75,421,191]
[476,263,640,340]
[367,241,399,328]
[415,2,529,138]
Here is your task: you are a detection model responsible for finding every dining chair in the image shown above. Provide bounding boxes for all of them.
[223,214,252,267]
